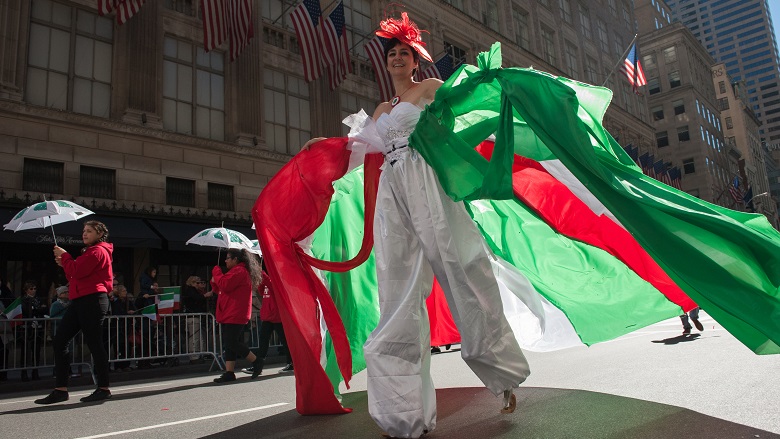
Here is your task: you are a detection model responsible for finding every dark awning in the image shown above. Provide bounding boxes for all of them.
[0,209,162,248]
[146,220,255,251]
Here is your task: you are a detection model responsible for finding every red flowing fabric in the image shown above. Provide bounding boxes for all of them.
[252,138,382,414]
[426,279,461,346]
[475,141,696,312]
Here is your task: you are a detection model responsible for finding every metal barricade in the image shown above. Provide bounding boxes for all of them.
[1,313,286,381]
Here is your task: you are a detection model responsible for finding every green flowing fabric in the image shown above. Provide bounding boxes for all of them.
[411,42,780,354]
[310,167,379,394]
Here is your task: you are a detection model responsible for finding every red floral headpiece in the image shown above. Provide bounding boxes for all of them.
[376,12,433,62]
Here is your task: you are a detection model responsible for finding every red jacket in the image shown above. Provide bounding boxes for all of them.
[258,271,280,323]
[211,262,252,325]
[60,242,113,300]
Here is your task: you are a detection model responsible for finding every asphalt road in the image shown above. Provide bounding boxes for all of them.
[1,312,778,439]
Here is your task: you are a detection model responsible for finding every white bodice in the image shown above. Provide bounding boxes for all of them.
[375,101,424,149]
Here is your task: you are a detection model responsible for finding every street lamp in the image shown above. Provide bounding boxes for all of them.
[745,192,769,206]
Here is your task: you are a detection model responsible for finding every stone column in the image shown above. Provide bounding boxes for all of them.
[115,0,163,128]
[230,6,263,147]
[0,0,29,101]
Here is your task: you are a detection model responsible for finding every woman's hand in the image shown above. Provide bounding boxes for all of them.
[53,246,66,258]
[300,137,327,151]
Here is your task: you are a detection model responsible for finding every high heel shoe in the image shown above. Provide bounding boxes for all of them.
[500,389,517,414]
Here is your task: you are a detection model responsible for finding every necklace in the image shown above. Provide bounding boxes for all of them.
[390,83,415,107]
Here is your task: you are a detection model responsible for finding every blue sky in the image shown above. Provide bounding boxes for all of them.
[771,0,780,49]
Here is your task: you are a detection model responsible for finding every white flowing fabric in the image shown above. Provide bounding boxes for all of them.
[358,102,530,438]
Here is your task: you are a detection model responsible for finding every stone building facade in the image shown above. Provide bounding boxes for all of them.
[0,0,656,294]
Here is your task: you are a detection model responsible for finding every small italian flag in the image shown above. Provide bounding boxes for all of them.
[156,293,175,315]
[159,287,181,312]
[1,297,23,327]
[140,304,157,321]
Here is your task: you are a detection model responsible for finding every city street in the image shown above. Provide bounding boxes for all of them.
[0,313,778,438]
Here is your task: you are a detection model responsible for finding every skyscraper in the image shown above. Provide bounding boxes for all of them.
[663,0,780,202]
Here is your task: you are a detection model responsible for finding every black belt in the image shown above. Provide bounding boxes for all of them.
[388,143,408,166]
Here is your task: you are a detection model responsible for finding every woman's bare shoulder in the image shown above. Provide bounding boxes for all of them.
[421,78,443,98]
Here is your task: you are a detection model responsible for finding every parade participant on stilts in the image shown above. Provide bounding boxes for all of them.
[302,13,529,439]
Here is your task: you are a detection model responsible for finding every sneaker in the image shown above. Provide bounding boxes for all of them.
[241,366,254,375]
[213,371,236,383]
[691,318,704,332]
[682,327,691,335]
[279,363,294,373]
[431,346,441,354]
[35,389,69,405]
[80,388,112,403]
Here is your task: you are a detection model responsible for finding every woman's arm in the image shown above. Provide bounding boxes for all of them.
[59,247,105,281]
[211,266,248,296]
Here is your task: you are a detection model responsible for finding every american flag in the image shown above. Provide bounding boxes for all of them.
[639,152,651,177]
[291,0,324,83]
[728,176,744,204]
[201,0,254,62]
[419,53,457,82]
[321,2,351,90]
[97,0,146,25]
[620,43,647,92]
[364,36,394,102]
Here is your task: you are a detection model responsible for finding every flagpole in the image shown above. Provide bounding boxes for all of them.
[270,1,296,26]
[602,34,638,87]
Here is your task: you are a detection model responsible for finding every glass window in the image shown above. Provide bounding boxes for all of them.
[579,4,592,39]
[725,117,733,129]
[597,19,609,52]
[673,99,685,115]
[564,40,579,78]
[163,37,225,140]
[166,177,195,207]
[719,81,726,93]
[669,70,681,88]
[560,0,572,24]
[656,131,669,147]
[513,6,530,50]
[683,158,695,174]
[652,105,664,121]
[23,158,64,194]
[264,69,311,155]
[80,166,115,199]
[643,53,656,70]
[585,56,598,84]
[485,0,499,31]
[663,46,677,64]
[677,125,690,142]
[26,2,113,117]
[648,77,661,95]
[608,0,617,16]
[541,26,557,65]
[207,183,234,211]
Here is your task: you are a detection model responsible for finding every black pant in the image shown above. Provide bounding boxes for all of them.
[257,321,291,364]
[221,323,250,361]
[53,293,110,388]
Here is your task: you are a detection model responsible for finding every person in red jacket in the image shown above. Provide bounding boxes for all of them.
[211,248,263,383]
[242,258,292,376]
[36,220,114,405]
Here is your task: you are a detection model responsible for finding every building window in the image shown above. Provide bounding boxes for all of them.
[541,26,557,65]
[718,81,726,93]
[718,97,730,110]
[683,158,695,174]
[585,56,598,84]
[444,41,467,67]
[725,117,733,129]
[579,4,592,40]
[23,158,64,194]
[164,0,196,16]
[663,46,677,64]
[673,99,685,115]
[669,70,681,88]
[648,77,661,95]
[166,178,196,207]
[79,166,115,199]
[26,1,113,117]
[484,0,499,31]
[621,2,631,28]
[652,105,664,121]
[560,0,572,24]
[656,131,669,147]
[643,53,657,70]
[564,41,579,78]
[608,0,617,16]
[264,69,311,155]
[677,125,690,142]
[207,183,234,211]
[443,0,464,10]
[342,0,372,61]
[513,7,530,50]
[597,19,609,52]
[262,0,297,29]
[162,37,225,140]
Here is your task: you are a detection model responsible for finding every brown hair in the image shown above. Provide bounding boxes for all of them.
[84,220,109,243]
[225,248,262,287]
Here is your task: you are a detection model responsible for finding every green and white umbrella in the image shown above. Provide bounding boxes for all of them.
[186,227,254,263]
[248,240,262,256]
[3,200,94,245]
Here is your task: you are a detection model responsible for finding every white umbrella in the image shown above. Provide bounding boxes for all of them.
[247,240,263,256]
[3,200,94,245]
[186,227,254,264]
